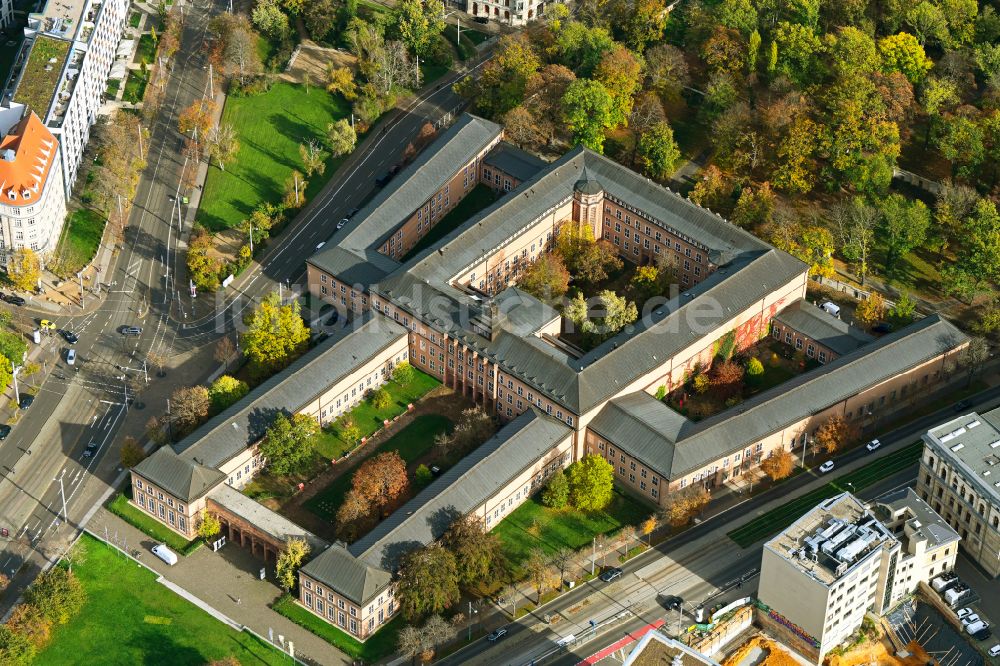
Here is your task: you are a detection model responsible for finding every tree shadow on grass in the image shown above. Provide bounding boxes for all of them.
[135,627,208,666]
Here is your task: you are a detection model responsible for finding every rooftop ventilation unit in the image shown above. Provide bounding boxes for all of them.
[968,420,981,429]
[941,433,956,443]
[991,440,1000,448]
[951,443,965,452]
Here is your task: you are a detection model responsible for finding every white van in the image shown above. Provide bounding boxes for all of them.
[965,620,987,635]
[819,301,841,318]
[151,544,178,566]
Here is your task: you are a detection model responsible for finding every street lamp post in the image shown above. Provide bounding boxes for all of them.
[55,471,68,526]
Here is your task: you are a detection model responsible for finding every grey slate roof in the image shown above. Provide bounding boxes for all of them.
[175,316,407,469]
[351,409,572,572]
[132,448,225,503]
[592,314,966,480]
[299,542,394,606]
[874,487,960,549]
[774,299,874,355]
[923,407,1000,506]
[209,484,329,554]
[307,114,503,280]
[483,142,547,183]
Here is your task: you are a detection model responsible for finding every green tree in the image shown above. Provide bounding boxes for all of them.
[519,253,571,302]
[564,292,589,330]
[25,567,85,625]
[566,454,615,511]
[541,471,570,509]
[392,361,416,385]
[638,121,681,180]
[391,0,445,57]
[326,119,357,157]
[878,33,932,83]
[593,46,644,129]
[251,0,289,39]
[119,436,146,468]
[581,290,638,338]
[371,386,392,409]
[198,509,222,541]
[397,545,460,620]
[414,464,433,487]
[951,198,1000,291]
[630,265,662,302]
[905,2,948,46]
[935,110,986,178]
[773,21,821,84]
[888,291,917,325]
[0,625,36,666]
[610,0,666,52]
[261,413,320,475]
[443,515,504,587]
[715,0,757,34]
[553,20,616,75]
[208,375,249,413]
[241,291,310,378]
[275,537,310,592]
[0,330,27,367]
[746,357,765,383]
[878,194,930,277]
[562,79,615,152]
[459,34,539,118]
[826,26,880,78]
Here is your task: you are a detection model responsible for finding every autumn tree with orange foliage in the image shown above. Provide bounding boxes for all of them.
[759,448,795,481]
[814,415,857,455]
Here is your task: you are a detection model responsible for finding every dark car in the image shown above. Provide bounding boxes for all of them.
[61,330,79,344]
[871,322,892,334]
[325,310,339,326]
[599,567,623,583]
[3,294,25,306]
[375,172,393,187]
[953,399,973,413]
[0,424,10,440]
[430,465,442,476]
[83,441,99,458]
[973,628,993,642]
[474,16,489,23]
[487,627,508,642]
[661,595,683,611]
[346,207,360,219]
[18,394,33,410]
[121,326,142,336]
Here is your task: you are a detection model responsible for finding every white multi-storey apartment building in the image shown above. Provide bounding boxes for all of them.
[2,0,129,197]
[0,0,14,30]
[466,0,547,25]
[0,110,66,261]
[759,492,957,663]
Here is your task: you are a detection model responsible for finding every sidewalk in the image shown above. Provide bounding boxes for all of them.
[87,507,349,666]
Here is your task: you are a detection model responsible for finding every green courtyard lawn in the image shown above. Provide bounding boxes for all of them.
[35,534,286,665]
[52,206,104,275]
[122,69,148,103]
[136,33,156,64]
[273,594,401,662]
[419,61,450,87]
[197,82,350,232]
[318,369,441,458]
[128,9,142,28]
[105,77,121,98]
[107,491,201,555]
[403,184,497,260]
[305,413,453,522]
[493,493,653,573]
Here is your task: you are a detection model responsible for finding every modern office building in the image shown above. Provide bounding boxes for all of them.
[759,492,957,662]
[0,110,66,262]
[917,408,1000,577]
[2,0,129,198]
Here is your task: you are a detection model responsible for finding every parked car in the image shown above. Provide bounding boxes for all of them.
[0,424,10,440]
[474,16,489,23]
[151,544,178,566]
[39,319,56,330]
[487,627,508,642]
[346,207,360,218]
[430,465,442,476]
[972,627,992,641]
[872,322,892,334]
[61,330,79,344]
[953,399,973,413]
[121,326,142,336]
[962,614,981,626]
[866,439,881,452]
[3,294,26,306]
[957,607,973,619]
[599,567,623,583]
[988,645,1000,657]
[316,242,326,251]
[337,218,349,230]
[819,461,835,473]
[65,349,76,366]
[18,394,33,410]
[83,441,98,458]
[375,172,393,187]
[819,301,841,317]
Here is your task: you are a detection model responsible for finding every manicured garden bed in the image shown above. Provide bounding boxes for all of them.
[107,491,201,555]
[35,534,285,665]
[273,593,401,662]
[492,493,652,572]
[197,82,350,231]
[304,413,453,522]
[122,69,148,103]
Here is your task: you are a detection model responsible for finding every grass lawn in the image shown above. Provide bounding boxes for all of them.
[273,594,401,662]
[463,28,490,45]
[52,207,104,275]
[403,184,497,260]
[105,78,121,98]
[128,10,142,28]
[107,492,201,555]
[122,69,148,103]
[420,62,450,86]
[493,493,652,573]
[136,33,156,64]
[304,413,453,521]
[318,370,440,457]
[726,442,923,548]
[35,534,286,665]
[197,82,350,231]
